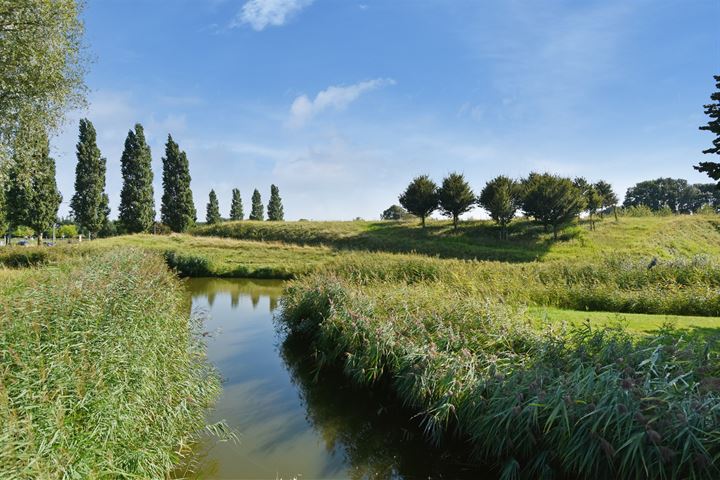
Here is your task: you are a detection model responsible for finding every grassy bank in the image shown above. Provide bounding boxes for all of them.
[0,249,221,478]
[194,214,720,262]
[280,271,720,479]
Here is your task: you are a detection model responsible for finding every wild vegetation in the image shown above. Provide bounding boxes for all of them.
[279,261,720,479]
[0,249,221,478]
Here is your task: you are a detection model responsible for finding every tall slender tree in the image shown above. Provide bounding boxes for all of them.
[206,189,221,224]
[267,184,284,221]
[399,175,438,228]
[250,189,264,220]
[118,124,155,233]
[5,127,62,245]
[478,175,521,240]
[70,119,108,239]
[160,135,196,232]
[230,188,244,221]
[695,75,720,187]
[438,172,475,230]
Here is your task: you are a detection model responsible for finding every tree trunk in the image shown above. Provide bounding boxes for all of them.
[421,216,426,228]
[37,233,42,246]
[453,215,458,231]
[553,224,558,240]
[614,206,619,222]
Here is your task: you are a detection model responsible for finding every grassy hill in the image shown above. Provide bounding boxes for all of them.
[193,214,720,262]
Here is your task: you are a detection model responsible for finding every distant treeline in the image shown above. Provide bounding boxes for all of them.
[387,173,719,239]
[0,120,285,242]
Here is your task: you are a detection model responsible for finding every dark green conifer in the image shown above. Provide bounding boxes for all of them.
[70,119,108,239]
[229,188,244,220]
[249,188,263,220]
[267,184,284,221]
[206,189,221,224]
[160,135,196,232]
[118,124,155,233]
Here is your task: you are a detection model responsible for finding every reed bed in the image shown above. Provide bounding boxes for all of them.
[280,272,720,479]
[0,249,221,479]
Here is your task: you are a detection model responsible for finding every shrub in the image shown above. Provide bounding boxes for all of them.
[163,249,213,277]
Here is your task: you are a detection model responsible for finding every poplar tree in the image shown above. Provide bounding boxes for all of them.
[206,189,221,224]
[267,184,284,221]
[695,75,720,187]
[70,119,108,239]
[5,127,62,245]
[160,135,196,232]
[229,188,244,220]
[249,189,263,220]
[118,124,155,233]
[438,172,475,230]
[399,175,438,228]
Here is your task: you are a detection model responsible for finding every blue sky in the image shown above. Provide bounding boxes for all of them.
[53,0,719,220]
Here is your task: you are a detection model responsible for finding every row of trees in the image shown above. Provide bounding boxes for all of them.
[397,172,618,239]
[623,178,719,214]
[205,184,284,224]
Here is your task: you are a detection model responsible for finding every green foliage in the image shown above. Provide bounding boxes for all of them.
[57,223,78,238]
[0,0,87,146]
[594,180,618,210]
[0,249,221,478]
[118,124,155,233]
[623,178,719,213]
[399,175,439,227]
[163,249,212,276]
[438,172,475,230]
[205,189,221,224]
[381,204,410,220]
[70,119,108,237]
[695,75,720,185]
[160,135,196,232]
[478,175,522,239]
[267,184,284,221]
[522,172,586,239]
[250,188,264,221]
[280,273,720,479]
[5,126,62,243]
[11,225,33,237]
[229,188,244,221]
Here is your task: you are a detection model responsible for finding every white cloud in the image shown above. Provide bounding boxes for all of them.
[288,78,396,127]
[233,0,314,31]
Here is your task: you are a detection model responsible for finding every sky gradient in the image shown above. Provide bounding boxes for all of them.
[52,0,720,221]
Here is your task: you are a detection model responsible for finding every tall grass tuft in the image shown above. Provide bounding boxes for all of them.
[280,272,720,479]
[0,249,221,478]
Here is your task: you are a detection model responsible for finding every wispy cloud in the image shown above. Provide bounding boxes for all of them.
[233,0,314,31]
[288,78,396,127]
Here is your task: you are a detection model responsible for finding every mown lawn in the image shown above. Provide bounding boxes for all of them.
[528,306,720,335]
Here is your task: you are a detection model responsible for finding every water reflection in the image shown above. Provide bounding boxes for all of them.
[183,278,493,480]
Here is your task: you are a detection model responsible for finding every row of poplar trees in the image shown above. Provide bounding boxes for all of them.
[398,172,617,239]
[70,120,285,238]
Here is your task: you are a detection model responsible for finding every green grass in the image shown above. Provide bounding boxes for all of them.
[0,249,221,478]
[194,214,720,262]
[528,307,720,335]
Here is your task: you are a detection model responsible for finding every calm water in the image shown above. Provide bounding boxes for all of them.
[182,278,489,480]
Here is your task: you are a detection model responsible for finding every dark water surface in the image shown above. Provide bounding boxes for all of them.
[182,278,490,480]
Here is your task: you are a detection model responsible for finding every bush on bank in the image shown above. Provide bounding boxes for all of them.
[280,273,720,479]
[0,249,220,478]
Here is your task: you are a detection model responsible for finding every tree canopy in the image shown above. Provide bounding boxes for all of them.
[381,204,411,220]
[521,172,586,239]
[478,175,521,239]
[623,178,718,213]
[230,188,244,221]
[267,184,284,221]
[70,119,108,238]
[160,135,196,232]
[205,189,221,224]
[399,175,438,228]
[250,189,263,220]
[438,172,475,230]
[695,75,720,187]
[118,124,155,233]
